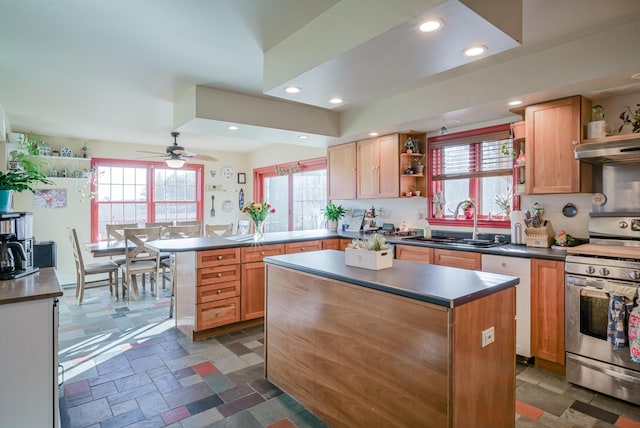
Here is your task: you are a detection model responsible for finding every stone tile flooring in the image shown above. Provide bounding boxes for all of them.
[58,286,640,428]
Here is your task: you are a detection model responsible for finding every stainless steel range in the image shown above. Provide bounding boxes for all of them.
[565,212,640,405]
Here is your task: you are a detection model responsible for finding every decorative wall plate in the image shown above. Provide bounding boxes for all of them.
[60,147,73,157]
[221,166,234,181]
[238,188,244,210]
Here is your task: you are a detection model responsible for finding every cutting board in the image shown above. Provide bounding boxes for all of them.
[567,244,640,259]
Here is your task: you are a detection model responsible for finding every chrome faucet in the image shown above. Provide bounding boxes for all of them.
[453,199,479,241]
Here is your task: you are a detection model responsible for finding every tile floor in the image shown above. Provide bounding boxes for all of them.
[58,285,640,428]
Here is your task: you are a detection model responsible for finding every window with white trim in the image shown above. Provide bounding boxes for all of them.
[90,159,203,241]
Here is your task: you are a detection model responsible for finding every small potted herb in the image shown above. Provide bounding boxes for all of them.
[322,201,346,231]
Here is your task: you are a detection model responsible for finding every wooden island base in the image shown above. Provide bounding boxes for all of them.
[265,264,516,428]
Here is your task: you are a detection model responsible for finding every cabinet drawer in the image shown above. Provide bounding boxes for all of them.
[197,281,240,304]
[285,240,324,254]
[198,264,241,285]
[322,239,340,250]
[241,244,284,263]
[434,249,481,270]
[196,297,240,330]
[395,245,434,264]
[482,254,530,276]
[197,248,241,268]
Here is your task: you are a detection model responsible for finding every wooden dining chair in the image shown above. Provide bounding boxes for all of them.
[168,224,201,238]
[121,226,162,302]
[68,228,120,305]
[205,223,234,237]
[176,220,202,234]
[237,219,251,235]
[145,221,173,238]
[105,223,139,266]
[163,224,202,317]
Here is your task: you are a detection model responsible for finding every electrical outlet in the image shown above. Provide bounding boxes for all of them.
[481,326,495,347]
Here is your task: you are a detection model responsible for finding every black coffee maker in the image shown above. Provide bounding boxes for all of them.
[0,233,30,279]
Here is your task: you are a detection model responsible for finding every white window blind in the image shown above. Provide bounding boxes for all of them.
[431,130,513,180]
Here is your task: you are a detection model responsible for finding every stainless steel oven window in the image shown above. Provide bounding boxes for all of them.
[579,288,609,340]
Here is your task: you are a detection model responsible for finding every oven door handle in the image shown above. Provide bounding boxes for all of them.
[577,357,640,384]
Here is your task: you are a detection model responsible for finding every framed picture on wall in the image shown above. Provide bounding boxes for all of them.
[237,172,246,184]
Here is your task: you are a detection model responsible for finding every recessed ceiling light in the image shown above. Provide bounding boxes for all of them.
[284,86,301,94]
[369,132,379,137]
[463,45,487,57]
[329,97,344,104]
[419,19,443,32]
[631,73,640,80]
[228,125,239,130]
[508,100,522,106]
[298,135,308,139]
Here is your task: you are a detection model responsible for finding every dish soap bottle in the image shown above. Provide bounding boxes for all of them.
[423,219,432,239]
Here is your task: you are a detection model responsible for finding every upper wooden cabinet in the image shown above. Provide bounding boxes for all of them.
[327,142,356,200]
[357,134,399,198]
[525,96,593,194]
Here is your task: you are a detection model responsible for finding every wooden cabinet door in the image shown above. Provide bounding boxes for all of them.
[377,134,400,198]
[525,96,592,194]
[241,261,266,320]
[531,258,565,366]
[339,239,352,251]
[395,245,434,264]
[322,239,340,250]
[434,249,481,270]
[356,138,378,198]
[327,143,356,200]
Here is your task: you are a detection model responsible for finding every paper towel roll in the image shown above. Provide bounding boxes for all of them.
[510,210,526,245]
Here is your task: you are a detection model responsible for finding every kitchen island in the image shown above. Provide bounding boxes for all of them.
[264,250,518,428]
[145,228,557,342]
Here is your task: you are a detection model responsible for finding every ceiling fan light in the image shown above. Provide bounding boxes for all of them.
[166,158,186,168]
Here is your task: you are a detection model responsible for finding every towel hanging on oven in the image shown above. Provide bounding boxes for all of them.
[630,306,640,363]
[608,294,629,349]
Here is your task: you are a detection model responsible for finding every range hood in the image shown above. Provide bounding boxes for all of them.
[575,134,640,163]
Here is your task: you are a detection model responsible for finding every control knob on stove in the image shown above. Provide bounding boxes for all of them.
[585,266,596,274]
[630,271,640,280]
[599,268,610,276]
[618,221,629,229]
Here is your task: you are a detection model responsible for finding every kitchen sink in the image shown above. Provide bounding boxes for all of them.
[402,236,506,248]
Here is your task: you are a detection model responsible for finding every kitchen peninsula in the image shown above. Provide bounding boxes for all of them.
[264,250,518,428]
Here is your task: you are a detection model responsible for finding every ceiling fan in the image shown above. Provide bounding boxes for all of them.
[138,132,218,168]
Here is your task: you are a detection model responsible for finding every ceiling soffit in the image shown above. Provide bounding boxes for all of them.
[178,0,523,143]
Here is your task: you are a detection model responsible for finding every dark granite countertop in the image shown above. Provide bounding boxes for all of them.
[264,250,519,308]
[145,229,566,261]
[0,268,63,305]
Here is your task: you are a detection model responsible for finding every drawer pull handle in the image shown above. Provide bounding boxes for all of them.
[217,273,222,277]
[261,251,265,256]
[217,289,222,294]
[217,255,223,260]
[215,311,220,317]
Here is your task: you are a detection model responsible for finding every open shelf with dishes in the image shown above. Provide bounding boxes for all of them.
[399,132,426,197]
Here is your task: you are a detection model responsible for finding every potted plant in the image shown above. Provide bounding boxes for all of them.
[345,233,393,270]
[322,201,346,231]
[494,190,512,217]
[619,104,640,134]
[460,199,475,219]
[404,137,417,154]
[0,139,52,212]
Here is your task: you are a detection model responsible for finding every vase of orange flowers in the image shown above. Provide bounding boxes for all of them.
[241,200,276,241]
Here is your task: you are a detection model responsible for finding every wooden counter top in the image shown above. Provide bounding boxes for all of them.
[0,268,63,305]
[264,250,518,308]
